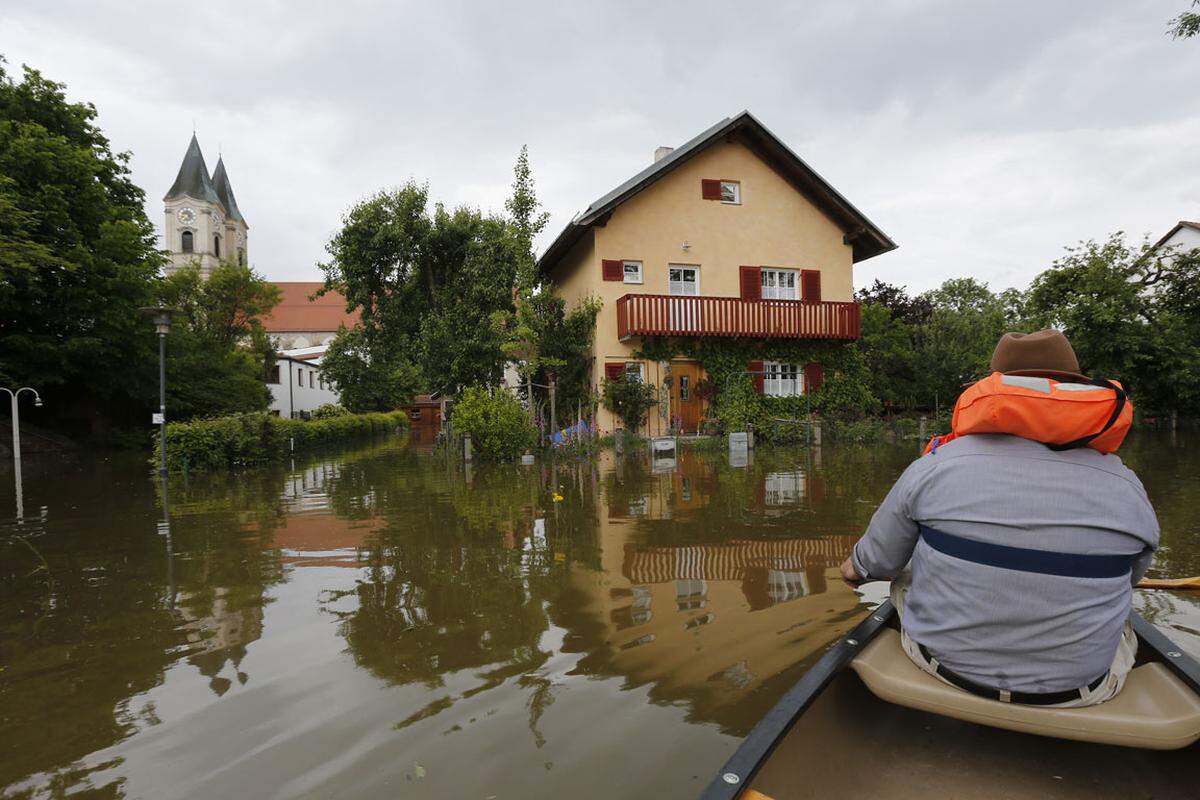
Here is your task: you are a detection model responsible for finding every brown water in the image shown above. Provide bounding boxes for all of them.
[1,432,1197,799]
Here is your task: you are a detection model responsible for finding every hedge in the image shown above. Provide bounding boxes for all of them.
[153,410,408,472]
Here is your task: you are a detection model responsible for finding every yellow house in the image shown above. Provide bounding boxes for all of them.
[539,111,896,436]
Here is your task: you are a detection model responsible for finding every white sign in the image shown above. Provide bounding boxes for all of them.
[152,413,165,425]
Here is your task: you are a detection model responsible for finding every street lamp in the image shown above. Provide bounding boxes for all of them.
[2,386,41,521]
[2,386,43,468]
[141,306,179,475]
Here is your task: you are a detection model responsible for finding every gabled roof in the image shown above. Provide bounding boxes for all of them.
[1150,220,1200,252]
[211,157,247,226]
[164,134,223,207]
[538,111,897,274]
[259,282,361,333]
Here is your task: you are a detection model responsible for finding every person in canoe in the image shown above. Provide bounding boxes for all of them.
[839,329,1159,707]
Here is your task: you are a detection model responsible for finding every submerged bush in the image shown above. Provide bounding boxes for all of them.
[154,410,408,472]
[312,403,350,419]
[451,386,536,460]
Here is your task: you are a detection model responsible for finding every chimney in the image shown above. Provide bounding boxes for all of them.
[654,146,675,163]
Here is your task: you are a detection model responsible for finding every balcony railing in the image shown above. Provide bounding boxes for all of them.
[616,294,860,341]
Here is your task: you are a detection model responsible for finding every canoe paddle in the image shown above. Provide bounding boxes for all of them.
[1137,576,1200,591]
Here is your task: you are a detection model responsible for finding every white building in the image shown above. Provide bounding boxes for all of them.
[1151,220,1200,262]
[268,348,340,418]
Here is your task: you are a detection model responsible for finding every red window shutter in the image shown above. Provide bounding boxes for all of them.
[604,363,625,381]
[804,363,824,392]
[701,179,723,200]
[801,269,821,302]
[602,259,624,281]
[748,360,764,394]
[740,266,762,301]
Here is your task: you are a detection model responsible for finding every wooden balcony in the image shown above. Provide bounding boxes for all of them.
[616,294,861,341]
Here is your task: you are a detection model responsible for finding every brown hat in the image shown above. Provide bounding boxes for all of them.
[990,329,1089,383]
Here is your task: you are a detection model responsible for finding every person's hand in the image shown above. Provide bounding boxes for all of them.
[840,557,865,588]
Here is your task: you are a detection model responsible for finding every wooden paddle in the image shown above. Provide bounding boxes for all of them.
[1137,576,1200,590]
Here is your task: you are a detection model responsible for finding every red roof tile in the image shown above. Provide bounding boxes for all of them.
[260,282,360,333]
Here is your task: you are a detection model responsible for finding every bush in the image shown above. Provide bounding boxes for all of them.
[312,403,350,419]
[601,376,658,430]
[451,386,536,460]
[154,410,408,472]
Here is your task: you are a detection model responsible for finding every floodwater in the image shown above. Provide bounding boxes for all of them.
[1,431,1197,799]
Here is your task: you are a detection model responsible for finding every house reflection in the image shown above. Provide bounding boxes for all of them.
[571,448,864,728]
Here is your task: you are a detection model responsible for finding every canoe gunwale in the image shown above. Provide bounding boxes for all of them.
[697,600,897,800]
[700,604,1200,799]
[1130,613,1200,695]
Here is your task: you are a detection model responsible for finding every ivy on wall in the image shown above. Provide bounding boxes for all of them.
[632,336,880,440]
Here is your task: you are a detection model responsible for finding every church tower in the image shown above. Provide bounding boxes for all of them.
[163,134,249,278]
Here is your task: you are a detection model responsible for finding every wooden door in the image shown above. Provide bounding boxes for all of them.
[671,362,703,433]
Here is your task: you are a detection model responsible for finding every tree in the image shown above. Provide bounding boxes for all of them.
[1169,1,1200,38]
[320,182,523,398]
[914,278,1008,410]
[1026,233,1200,416]
[319,325,421,412]
[0,59,161,432]
[854,279,933,326]
[156,262,281,420]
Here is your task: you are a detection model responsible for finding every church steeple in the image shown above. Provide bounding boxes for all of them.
[211,156,246,226]
[164,133,222,206]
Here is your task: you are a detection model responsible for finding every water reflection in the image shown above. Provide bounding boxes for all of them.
[1,432,1198,799]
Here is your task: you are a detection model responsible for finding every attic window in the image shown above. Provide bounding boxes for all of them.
[720,181,740,204]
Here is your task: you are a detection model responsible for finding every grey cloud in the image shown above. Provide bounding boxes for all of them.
[2,0,1197,292]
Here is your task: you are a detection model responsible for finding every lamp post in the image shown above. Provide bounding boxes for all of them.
[141,307,177,475]
[3,386,41,521]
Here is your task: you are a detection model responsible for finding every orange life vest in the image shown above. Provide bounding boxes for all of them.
[923,372,1133,456]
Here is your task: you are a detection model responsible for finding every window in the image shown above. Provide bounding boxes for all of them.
[763,362,802,397]
[181,230,193,252]
[668,265,699,296]
[623,260,643,284]
[679,375,690,401]
[761,268,798,300]
[267,365,280,384]
[624,362,644,382]
[309,372,314,388]
[213,235,221,258]
[238,248,245,265]
[297,368,303,386]
[720,181,740,204]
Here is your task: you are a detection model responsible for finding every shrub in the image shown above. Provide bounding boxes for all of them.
[601,376,658,430]
[312,403,350,419]
[451,386,536,460]
[154,410,408,472]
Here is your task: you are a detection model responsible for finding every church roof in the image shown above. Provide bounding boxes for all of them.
[211,156,247,226]
[164,134,223,206]
[259,283,361,333]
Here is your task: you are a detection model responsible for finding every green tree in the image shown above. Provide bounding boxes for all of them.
[320,325,421,412]
[320,182,523,398]
[1169,1,1200,38]
[0,59,160,432]
[914,277,1008,410]
[157,262,281,420]
[1026,233,1200,415]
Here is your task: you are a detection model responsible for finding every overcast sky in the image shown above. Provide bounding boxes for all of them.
[3,0,1198,292]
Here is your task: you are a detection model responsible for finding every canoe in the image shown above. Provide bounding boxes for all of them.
[701,601,1200,800]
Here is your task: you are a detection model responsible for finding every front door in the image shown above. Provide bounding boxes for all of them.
[671,361,703,434]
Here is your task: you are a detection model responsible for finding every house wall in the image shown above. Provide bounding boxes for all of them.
[548,139,857,434]
[268,359,340,418]
[1164,226,1200,256]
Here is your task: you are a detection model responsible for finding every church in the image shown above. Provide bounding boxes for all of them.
[163,133,248,278]
[163,135,357,416]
